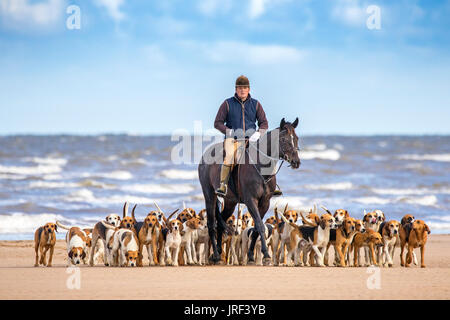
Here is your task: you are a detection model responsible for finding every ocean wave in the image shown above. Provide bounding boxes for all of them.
[160,169,198,180]
[87,170,133,180]
[0,212,92,234]
[305,144,327,151]
[353,195,438,207]
[0,164,62,175]
[122,183,195,194]
[372,187,450,196]
[270,196,310,210]
[398,195,438,207]
[397,154,450,162]
[78,179,116,189]
[24,157,68,166]
[120,158,149,166]
[427,215,450,222]
[427,222,450,230]
[28,181,78,189]
[0,173,27,180]
[42,174,64,180]
[61,189,165,206]
[305,182,353,191]
[300,149,340,161]
[353,197,391,205]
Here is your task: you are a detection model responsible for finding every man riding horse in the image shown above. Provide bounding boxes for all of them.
[198,75,300,265]
[213,75,283,197]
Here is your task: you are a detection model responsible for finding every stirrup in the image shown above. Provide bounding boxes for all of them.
[273,185,283,197]
[215,184,228,197]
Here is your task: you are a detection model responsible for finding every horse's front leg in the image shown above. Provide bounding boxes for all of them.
[246,199,271,266]
[206,201,220,264]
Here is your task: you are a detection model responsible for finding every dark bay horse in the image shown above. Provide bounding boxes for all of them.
[198,118,301,265]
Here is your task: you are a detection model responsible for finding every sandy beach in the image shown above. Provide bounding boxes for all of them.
[1,235,449,300]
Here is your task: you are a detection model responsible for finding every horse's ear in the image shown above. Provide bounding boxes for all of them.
[280,118,286,129]
[292,117,299,128]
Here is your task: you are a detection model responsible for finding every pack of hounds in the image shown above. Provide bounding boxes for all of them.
[34,202,431,268]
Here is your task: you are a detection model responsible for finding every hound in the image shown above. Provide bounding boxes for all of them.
[88,206,122,266]
[56,221,88,266]
[34,223,58,267]
[195,209,210,265]
[352,229,383,267]
[379,220,400,267]
[325,217,357,267]
[137,212,162,266]
[164,219,183,266]
[405,220,430,268]
[277,210,336,267]
[276,205,299,266]
[179,214,202,265]
[362,210,383,265]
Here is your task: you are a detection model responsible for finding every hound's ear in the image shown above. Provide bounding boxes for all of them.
[81,251,86,259]
[319,218,326,229]
[292,117,299,128]
[55,225,58,232]
[401,216,407,225]
[68,250,73,258]
[125,252,129,257]
[179,223,184,232]
[363,213,368,222]
[425,224,431,234]
[280,118,286,129]
[294,211,299,222]
[344,210,349,217]
[314,215,320,225]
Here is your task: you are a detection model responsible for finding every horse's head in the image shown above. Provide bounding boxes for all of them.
[278,117,301,169]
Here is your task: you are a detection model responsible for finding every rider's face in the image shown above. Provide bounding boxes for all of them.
[235,86,250,101]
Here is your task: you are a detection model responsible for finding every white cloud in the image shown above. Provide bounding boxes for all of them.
[248,0,291,19]
[197,0,232,16]
[0,0,65,31]
[203,41,306,65]
[249,0,267,18]
[94,0,125,22]
[331,0,366,27]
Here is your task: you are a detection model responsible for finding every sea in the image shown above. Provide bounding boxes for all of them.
[0,134,449,239]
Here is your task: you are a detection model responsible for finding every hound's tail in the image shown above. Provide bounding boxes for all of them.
[55,221,72,231]
[101,220,118,230]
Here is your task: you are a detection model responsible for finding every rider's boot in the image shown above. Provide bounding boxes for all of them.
[273,184,283,197]
[215,164,232,197]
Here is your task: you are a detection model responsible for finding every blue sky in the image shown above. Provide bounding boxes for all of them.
[0,0,449,135]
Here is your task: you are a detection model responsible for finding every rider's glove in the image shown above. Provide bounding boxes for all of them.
[249,131,261,143]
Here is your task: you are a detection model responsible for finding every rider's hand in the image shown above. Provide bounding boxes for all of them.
[249,132,261,142]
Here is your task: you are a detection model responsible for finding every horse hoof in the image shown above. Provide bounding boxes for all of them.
[247,260,256,266]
